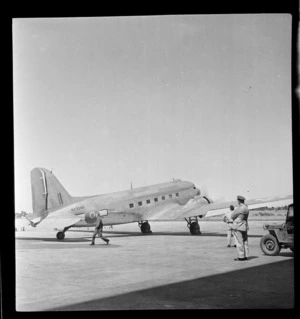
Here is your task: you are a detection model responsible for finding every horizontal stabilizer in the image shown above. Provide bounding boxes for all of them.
[36,210,82,231]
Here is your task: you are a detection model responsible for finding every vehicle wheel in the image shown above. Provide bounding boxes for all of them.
[56,231,65,240]
[190,222,201,235]
[260,234,281,256]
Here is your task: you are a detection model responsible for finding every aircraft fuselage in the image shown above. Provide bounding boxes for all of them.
[57,179,200,227]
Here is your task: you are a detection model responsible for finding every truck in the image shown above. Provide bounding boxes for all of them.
[260,203,294,256]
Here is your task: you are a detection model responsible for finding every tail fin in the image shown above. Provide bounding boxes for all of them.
[31,168,73,214]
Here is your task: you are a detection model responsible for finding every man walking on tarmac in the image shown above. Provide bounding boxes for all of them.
[90,215,110,245]
[228,195,249,261]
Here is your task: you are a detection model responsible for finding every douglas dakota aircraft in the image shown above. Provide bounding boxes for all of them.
[26,168,293,239]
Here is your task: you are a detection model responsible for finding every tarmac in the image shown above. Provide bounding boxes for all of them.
[15,219,294,311]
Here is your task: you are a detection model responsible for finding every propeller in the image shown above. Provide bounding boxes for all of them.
[198,185,209,198]
[197,185,225,203]
[213,196,226,203]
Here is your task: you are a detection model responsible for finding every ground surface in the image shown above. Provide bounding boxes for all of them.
[15,219,294,310]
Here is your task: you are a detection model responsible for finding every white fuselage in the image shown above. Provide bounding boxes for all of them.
[62,180,200,227]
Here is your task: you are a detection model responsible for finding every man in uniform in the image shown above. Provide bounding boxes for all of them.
[229,195,249,261]
[222,205,236,247]
[90,215,110,245]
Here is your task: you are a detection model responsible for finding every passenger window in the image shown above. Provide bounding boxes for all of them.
[162,196,165,200]
[138,201,142,206]
[169,194,172,198]
[154,198,158,202]
[129,203,134,208]
[176,193,179,197]
[146,199,151,204]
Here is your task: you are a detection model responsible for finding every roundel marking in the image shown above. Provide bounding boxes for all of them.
[90,211,95,218]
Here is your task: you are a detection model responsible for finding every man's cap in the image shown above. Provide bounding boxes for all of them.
[237,195,245,201]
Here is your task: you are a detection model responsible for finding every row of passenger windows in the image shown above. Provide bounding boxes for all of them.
[129,193,179,208]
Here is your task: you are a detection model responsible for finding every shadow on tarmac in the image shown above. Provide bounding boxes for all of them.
[277,251,295,258]
[50,259,294,310]
[16,237,121,249]
[70,229,192,236]
[101,231,263,238]
[16,237,91,243]
[16,231,263,241]
[244,256,258,260]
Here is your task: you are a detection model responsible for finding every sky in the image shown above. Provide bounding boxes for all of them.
[13,14,293,213]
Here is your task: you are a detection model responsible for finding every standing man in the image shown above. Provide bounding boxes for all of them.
[230,195,249,261]
[222,205,236,247]
[90,215,110,245]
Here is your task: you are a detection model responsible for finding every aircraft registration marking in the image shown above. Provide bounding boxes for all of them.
[71,206,85,212]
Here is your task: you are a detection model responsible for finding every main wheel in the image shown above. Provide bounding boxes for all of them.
[141,222,151,234]
[190,222,201,235]
[260,234,281,256]
[56,231,65,240]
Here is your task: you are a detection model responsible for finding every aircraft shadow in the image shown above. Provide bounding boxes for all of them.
[102,231,262,239]
[50,259,294,310]
[16,231,263,241]
[71,229,202,237]
[104,231,192,237]
[16,237,91,243]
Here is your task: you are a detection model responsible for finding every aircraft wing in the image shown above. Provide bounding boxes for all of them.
[144,194,293,221]
[142,202,184,221]
[180,194,293,219]
[35,210,82,232]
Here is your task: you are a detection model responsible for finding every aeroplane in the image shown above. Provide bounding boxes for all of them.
[25,167,293,240]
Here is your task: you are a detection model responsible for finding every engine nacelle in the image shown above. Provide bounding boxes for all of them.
[84,209,108,224]
[85,211,98,224]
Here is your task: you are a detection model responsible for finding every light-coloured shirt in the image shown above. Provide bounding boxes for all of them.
[231,203,249,231]
[224,211,233,222]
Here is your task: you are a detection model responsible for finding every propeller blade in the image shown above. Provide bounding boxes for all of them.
[198,185,209,198]
[213,196,226,203]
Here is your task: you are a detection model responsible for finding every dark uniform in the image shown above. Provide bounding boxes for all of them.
[90,216,109,245]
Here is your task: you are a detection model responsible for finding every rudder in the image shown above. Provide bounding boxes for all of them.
[31,168,72,214]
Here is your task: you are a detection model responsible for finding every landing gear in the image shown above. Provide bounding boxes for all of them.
[185,217,201,235]
[56,231,65,240]
[56,226,71,240]
[138,221,152,234]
